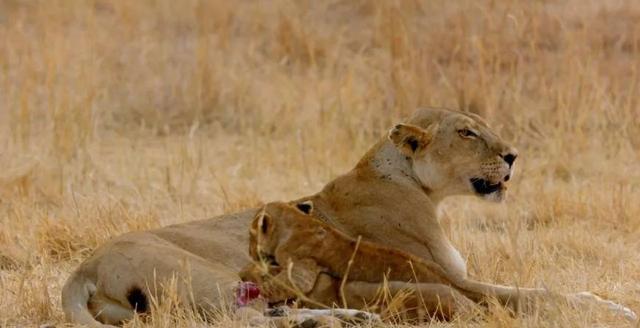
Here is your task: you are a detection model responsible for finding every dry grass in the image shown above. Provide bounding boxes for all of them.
[1,0,639,326]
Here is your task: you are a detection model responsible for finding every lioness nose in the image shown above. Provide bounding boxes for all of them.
[501,153,517,167]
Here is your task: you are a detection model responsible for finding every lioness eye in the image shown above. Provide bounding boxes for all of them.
[458,129,477,138]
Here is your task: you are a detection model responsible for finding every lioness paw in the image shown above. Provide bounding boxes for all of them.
[570,291,637,322]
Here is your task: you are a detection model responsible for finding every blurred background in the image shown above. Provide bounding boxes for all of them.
[0,0,639,326]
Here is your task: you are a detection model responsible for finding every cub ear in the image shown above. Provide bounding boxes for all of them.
[295,200,314,215]
[256,212,272,235]
[388,123,437,157]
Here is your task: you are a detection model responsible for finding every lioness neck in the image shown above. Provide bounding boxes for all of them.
[314,138,442,233]
[358,140,420,184]
[310,138,468,278]
[357,140,449,203]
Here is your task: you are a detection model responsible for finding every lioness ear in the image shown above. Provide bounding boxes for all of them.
[295,200,313,215]
[388,123,437,157]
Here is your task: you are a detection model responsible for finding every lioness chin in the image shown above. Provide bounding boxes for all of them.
[62,108,637,326]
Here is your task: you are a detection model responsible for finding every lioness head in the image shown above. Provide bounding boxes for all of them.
[389,108,518,201]
[248,201,315,265]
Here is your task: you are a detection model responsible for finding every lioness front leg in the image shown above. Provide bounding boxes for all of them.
[456,279,637,321]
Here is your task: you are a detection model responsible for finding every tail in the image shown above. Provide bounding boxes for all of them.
[61,271,103,326]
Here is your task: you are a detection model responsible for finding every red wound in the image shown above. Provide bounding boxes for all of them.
[236,281,261,306]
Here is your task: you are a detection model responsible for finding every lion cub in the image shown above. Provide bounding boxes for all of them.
[239,201,468,308]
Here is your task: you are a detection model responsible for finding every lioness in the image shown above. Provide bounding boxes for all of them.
[62,108,636,326]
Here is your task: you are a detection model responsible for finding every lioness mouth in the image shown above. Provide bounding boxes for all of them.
[470,178,502,195]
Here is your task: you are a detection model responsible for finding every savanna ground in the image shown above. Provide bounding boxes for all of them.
[1,0,639,327]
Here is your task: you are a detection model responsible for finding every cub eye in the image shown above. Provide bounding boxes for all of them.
[458,129,478,138]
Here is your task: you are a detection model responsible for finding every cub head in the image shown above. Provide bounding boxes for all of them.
[248,200,315,265]
[388,108,518,202]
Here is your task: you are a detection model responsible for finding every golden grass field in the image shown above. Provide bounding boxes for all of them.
[1,0,639,327]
